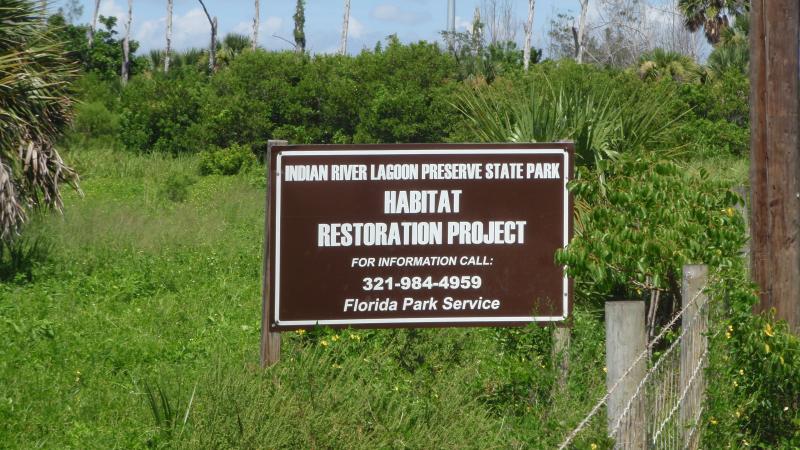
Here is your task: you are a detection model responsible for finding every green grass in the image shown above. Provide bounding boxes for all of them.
[0,146,630,448]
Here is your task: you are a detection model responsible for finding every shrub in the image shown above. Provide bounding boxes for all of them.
[71,101,119,139]
[703,275,800,448]
[456,61,680,167]
[198,144,256,176]
[158,172,196,203]
[556,152,746,306]
[118,69,209,154]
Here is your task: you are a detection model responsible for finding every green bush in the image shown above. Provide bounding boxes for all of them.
[704,276,800,448]
[118,69,209,154]
[198,143,256,176]
[158,172,196,202]
[71,101,119,139]
[556,152,746,305]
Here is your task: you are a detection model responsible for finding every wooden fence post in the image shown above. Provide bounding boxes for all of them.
[606,300,646,450]
[680,264,708,448]
[260,139,287,368]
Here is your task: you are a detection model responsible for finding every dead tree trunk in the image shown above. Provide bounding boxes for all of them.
[87,0,101,48]
[121,0,131,85]
[523,0,535,71]
[198,0,217,72]
[252,0,260,50]
[339,0,351,55]
[165,0,173,72]
[576,0,589,63]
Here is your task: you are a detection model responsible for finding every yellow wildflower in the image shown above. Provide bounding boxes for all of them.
[726,207,735,217]
[780,356,785,365]
[296,329,306,335]
[739,369,744,375]
[728,324,734,332]
[765,343,770,353]
[725,331,731,339]
[320,340,329,347]
[331,334,340,342]
[735,410,741,418]
[764,323,774,337]
[603,367,608,373]
[710,417,718,425]
[733,380,738,387]
[591,444,598,450]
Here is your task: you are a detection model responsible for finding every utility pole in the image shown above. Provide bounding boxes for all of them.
[750,0,800,333]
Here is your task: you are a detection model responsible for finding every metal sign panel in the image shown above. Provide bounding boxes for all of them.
[265,143,573,330]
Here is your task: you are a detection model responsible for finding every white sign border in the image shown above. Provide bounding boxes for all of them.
[273,148,570,327]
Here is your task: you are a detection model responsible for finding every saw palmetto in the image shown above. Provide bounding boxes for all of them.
[0,0,80,240]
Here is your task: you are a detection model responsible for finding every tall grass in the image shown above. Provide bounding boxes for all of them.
[0,146,615,448]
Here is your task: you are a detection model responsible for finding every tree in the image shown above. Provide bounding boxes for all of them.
[48,13,143,80]
[0,0,80,241]
[678,0,750,44]
[197,0,218,71]
[165,0,173,71]
[294,0,306,53]
[340,0,351,55]
[252,0,259,51]
[523,0,535,71]
[88,0,100,47]
[121,0,132,84]
[706,14,749,77]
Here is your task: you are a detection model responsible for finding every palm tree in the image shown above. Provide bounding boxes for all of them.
[706,14,749,78]
[636,48,702,83]
[0,0,80,240]
[678,0,749,45]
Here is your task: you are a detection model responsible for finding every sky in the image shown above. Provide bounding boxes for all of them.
[51,0,581,55]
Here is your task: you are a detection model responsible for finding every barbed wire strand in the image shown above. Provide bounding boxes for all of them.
[557,277,714,450]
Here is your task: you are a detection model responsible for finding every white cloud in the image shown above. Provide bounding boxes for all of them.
[454,15,471,31]
[231,16,285,42]
[134,7,210,52]
[371,3,430,24]
[349,16,365,39]
[98,0,126,22]
[94,0,126,32]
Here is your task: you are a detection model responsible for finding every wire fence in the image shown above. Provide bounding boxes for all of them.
[559,267,713,450]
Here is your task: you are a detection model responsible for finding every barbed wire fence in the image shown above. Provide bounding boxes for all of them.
[558,264,715,450]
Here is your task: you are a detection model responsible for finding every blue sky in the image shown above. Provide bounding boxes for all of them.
[54,0,579,55]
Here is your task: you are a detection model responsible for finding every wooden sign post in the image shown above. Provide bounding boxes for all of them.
[261,139,286,368]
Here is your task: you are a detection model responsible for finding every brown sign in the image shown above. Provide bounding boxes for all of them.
[265,143,573,330]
